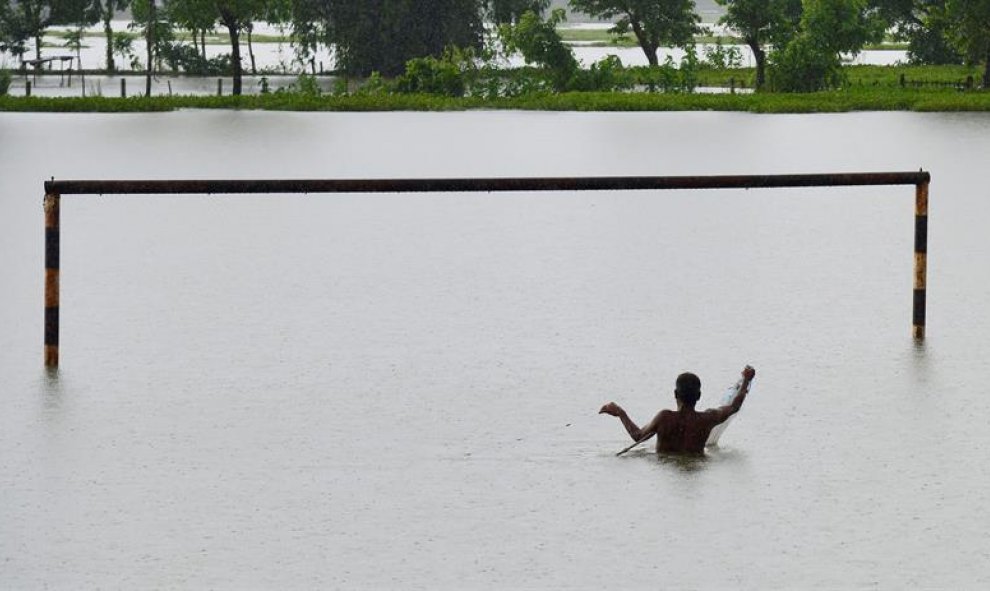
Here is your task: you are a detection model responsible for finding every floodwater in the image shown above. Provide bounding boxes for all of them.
[2,111,990,588]
[1,22,906,97]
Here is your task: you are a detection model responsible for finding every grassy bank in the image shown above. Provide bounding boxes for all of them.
[689,64,985,89]
[3,85,990,113]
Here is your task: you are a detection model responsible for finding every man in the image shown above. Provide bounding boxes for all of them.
[599,365,756,454]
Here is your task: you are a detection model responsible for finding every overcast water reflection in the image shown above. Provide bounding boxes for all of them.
[2,111,990,588]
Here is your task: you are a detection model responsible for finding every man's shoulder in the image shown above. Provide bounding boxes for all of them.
[700,406,731,424]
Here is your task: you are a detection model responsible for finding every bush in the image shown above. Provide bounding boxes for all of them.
[158,43,231,75]
[703,40,743,70]
[627,50,700,94]
[570,55,631,92]
[499,9,578,92]
[769,35,844,92]
[396,54,467,96]
[0,69,11,96]
[355,71,390,96]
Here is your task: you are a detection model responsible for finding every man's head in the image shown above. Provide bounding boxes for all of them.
[675,372,701,408]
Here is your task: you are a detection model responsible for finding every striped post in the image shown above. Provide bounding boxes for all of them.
[44,193,60,367]
[913,181,928,340]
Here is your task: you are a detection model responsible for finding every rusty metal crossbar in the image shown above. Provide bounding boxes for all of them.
[45,172,929,195]
[42,172,931,367]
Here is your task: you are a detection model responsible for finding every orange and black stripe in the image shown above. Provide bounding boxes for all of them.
[913,181,928,340]
[44,193,59,367]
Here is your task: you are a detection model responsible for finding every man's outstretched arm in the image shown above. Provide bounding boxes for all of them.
[709,365,756,424]
[599,402,660,443]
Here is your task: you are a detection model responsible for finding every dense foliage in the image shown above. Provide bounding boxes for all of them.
[568,0,700,66]
[717,0,801,88]
[6,0,990,93]
[291,0,485,77]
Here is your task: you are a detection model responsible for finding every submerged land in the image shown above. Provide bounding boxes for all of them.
[3,22,989,113]
[3,64,990,113]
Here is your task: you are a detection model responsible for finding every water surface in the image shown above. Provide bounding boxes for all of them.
[2,111,990,588]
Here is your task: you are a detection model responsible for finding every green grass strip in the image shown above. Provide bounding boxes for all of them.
[4,86,990,113]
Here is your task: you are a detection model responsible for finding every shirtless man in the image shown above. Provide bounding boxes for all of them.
[599,366,756,454]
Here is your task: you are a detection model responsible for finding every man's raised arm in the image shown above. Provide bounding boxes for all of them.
[709,365,756,424]
[599,402,660,443]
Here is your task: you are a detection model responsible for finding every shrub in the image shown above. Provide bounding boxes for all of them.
[703,40,743,70]
[0,69,11,96]
[158,43,231,75]
[769,35,844,92]
[295,74,322,96]
[570,55,631,92]
[396,54,467,96]
[499,9,578,92]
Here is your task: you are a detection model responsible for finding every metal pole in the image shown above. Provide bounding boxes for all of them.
[44,193,60,367]
[913,181,929,340]
[145,0,154,97]
[44,172,932,196]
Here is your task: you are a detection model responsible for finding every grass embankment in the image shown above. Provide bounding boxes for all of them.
[3,85,990,113]
[3,65,988,113]
[690,64,984,89]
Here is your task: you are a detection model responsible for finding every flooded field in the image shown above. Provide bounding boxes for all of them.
[1,22,906,97]
[2,111,990,588]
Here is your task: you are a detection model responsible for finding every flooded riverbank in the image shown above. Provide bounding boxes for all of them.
[1,21,907,98]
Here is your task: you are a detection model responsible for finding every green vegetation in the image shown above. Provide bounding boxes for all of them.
[5,0,990,104]
[569,0,701,67]
[3,82,990,113]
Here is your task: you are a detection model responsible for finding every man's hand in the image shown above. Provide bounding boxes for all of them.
[742,365,756,382]
[599,402,623,416]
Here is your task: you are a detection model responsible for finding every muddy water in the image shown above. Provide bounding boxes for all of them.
[2,111,990,588]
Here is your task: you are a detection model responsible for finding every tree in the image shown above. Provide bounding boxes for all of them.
[946,0,990,86]
[130,0,176,94]
[258,0,293,72]
[568,0,700,66]
[487,0,549,22]
[88,0,131,71]
[801,0,885,54]
[873,0,962,64]
[166,0,266,95]
[168,0,214,64]
[1,0,49,61]
[1,0,88,61]
[1,1,30,59]
[717,0,801,89]
[499,8,577,89]
[770,0,884,91]
[294,0,485,77]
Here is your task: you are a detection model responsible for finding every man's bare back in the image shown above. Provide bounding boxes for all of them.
[600,366,756,455]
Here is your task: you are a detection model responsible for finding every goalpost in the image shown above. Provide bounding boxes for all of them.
[42,172,930,367]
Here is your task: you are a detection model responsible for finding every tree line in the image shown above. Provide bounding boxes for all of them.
[3,0,990,94]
